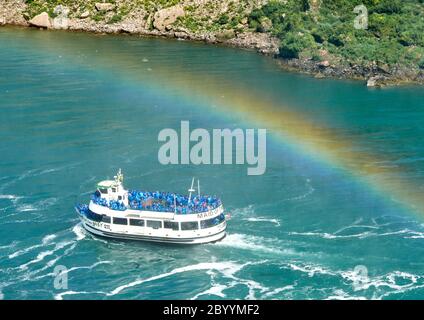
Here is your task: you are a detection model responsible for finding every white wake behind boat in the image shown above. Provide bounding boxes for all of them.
[76,170,227,244]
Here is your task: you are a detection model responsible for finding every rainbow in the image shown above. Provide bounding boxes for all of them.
[144,67,424,215]
[19,29,424,215]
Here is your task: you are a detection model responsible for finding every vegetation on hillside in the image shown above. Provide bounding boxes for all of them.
[23,0,183,21]
[248,0,424,70]
[19,0,424,77]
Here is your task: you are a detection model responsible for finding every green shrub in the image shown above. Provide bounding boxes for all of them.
[279,32,316,59]
[328,35,344,47]
[178,16,199,32]
[217,14,229,25]
[311,52,323,62]
[92,11,106,22]
[300,0,310,11]
[229,16,240,28]
[371,0,403,14]
[108,14,123,24]
[419,57,424,69]
[311,31,325,44]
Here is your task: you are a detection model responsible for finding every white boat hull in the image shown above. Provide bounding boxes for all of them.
[78,210,226,245]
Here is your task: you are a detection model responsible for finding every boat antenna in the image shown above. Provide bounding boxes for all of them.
[197,179,200,197]
[188,177,195,203]
[115,168,124,184]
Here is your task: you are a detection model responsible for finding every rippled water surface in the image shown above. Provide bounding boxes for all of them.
[1,27,424,299]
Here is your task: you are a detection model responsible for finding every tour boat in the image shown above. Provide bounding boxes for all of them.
[75,170,226,244]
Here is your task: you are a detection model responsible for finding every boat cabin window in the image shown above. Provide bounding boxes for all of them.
[164,221,179,231]
[101,216,111,223]
[200,213,225,229]
[130,219,145,227]
[181,221,199,231]
[87,209,103,222]
[146,220,162,229]
[99,188,108,194]
[113,217,128,225]
[112,188,117,193]
[118,196,122,200]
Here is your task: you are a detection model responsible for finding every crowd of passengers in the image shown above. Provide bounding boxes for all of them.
[91,196,127,211]
[91,190,221,213]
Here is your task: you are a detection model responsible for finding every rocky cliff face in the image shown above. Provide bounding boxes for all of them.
[0,0,27,25]
[0,0,279,55]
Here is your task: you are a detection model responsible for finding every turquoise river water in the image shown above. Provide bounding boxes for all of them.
[1,26,424,299]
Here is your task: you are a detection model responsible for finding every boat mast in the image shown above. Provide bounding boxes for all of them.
[188,177,195,203]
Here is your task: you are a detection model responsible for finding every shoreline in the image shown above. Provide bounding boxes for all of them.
[1,2,423,88]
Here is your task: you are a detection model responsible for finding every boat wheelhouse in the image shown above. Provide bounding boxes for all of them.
[75,170,226,244]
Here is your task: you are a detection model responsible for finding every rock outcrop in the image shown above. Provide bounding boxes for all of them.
[367,75,387,87]
[309,0,321,12]
[318,60,330,68]
[153,5,185,32]
[80,11,90,19]
[95,3,115,12]
[52,5,69,29]
[0,0,27,26]
[28,12,51,28]
[226,32,279,55]
[216,29,235,40]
